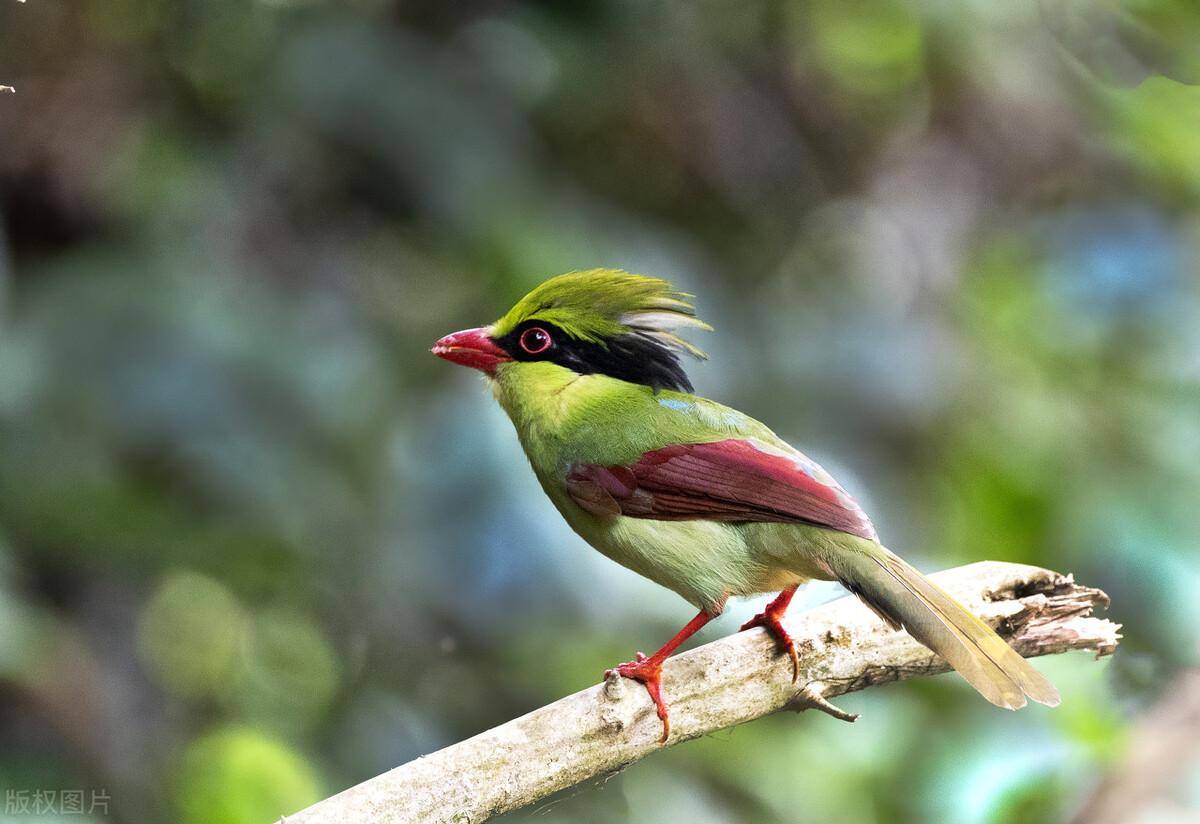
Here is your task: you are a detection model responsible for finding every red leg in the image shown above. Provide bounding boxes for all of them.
[606,609,715,743]
[740,585,801,682]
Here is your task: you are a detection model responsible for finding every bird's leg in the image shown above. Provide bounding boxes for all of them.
[606,609,715,743]
[740,584,801,682]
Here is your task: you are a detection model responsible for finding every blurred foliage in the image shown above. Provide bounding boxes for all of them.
[0,0,1197,822]
[137,570,246,699]
[174,727,321,824]
[1109,77,1200,197]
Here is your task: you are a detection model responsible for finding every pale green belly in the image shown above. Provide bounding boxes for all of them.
[544,483,827,613]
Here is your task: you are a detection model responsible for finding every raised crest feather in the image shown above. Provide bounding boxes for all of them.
[490,269,711,359]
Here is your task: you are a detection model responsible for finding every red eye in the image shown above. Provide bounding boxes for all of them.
[519,326,553,355]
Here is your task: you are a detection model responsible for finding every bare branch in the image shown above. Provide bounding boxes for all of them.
[288,562,1119,824]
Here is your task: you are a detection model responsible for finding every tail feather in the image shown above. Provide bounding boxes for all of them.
[832,546,1060,710]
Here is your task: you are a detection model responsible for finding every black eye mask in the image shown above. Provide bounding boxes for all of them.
[492,320,693,393]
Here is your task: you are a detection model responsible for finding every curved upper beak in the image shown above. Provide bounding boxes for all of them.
[431,327,512,374]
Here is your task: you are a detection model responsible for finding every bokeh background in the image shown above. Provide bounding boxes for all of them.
[2,1,1198,822]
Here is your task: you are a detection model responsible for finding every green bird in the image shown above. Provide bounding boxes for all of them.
[433,269,1059,741]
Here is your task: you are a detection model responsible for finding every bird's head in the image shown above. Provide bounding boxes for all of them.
[432,269,710,392]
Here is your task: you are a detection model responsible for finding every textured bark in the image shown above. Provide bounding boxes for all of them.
[287,562,1119,824]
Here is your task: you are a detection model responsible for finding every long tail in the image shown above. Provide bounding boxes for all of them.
[829,545,1060,709]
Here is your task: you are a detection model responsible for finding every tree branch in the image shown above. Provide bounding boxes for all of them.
[288,562,1119,824]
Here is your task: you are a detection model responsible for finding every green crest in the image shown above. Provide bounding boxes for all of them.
[491,269,711,358]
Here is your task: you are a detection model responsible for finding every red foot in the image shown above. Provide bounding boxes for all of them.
[602,609,716,744]
[606,652,670,742]
[740,587,800,682]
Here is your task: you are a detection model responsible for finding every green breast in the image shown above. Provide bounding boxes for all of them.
[490,361,777,471]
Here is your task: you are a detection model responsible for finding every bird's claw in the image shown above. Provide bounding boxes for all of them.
[603,652,647,679]
[741,611,800,682]
[605,655,670,742]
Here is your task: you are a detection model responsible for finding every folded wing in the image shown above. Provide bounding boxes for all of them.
[565,438,878,542]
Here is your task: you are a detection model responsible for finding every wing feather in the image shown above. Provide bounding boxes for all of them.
[566,438,878,541]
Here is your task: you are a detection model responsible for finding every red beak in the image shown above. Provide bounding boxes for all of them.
[432,327,512,374]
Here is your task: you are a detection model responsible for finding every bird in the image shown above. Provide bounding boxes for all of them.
[432,269,1059,742]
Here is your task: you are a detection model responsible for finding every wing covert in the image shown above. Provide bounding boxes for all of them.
[565,438,878,542]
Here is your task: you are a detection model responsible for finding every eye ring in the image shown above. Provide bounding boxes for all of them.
[519,326,553,355]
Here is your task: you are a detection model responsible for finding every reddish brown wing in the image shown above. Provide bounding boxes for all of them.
[565,439,878,542]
